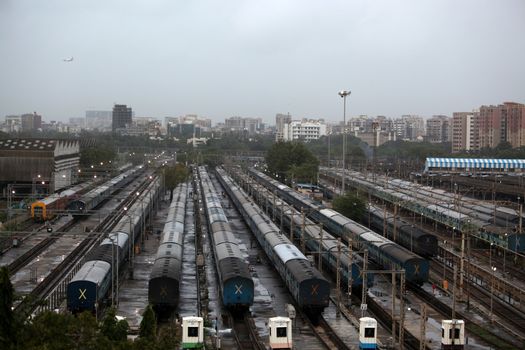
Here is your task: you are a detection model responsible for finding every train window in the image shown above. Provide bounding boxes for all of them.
[187,326,199,337]
[454,328,460,339]
[276,327,287,337]
[364,327,375,337]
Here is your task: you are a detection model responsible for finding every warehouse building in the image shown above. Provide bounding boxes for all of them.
[0,138,80,194]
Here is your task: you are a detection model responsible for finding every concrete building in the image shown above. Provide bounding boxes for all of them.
[120,117,162,137]
[69,117,86,129]
[3,115,22,133]
[112,104,132,132]
[452,111,479,153]
[452,102,525,151]
[224,116,263,135]
[352,130,396,147]
[86,110,112,130]
[275,113,292,141]
[282,119,327,142]
[426,115,451,143]
[0,138,80,192]
[501,102,525,148]
[21,112,42,132]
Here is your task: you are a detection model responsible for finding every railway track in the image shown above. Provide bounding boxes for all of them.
[426,262,524,349]
[7,218,78,276]
[228,312,265,350]
[13,178,154,318]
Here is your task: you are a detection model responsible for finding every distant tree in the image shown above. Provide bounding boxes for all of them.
[164,164,190,200]
[80,146,117,167]
[266,142,320,184]
[157,323,180,349]
[332,193,366,222]
[70,311,104,349]
[100,307,128,343]
[0,267,17,349]
[22,311,78,349]
[138,305,156,341]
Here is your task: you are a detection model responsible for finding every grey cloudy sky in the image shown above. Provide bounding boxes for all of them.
[1,0,524,124]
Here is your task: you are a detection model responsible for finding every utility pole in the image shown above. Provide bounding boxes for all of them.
[392,272,397,347]
[301,208,306,253]
[399,271,406,350]
[318,225,323,272]
[452,265,457,320]
[459,228,466,299]
[336,238,341,316]
[348,239,353,306]
[272,190,276,221]
[289,207,294,242]
[393,204,398,241]
[361,249,368,317]
[419,303,427,350]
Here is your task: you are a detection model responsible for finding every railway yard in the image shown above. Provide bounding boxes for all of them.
[2,160,525,349]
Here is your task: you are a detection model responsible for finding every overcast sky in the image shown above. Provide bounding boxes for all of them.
[1,0,524,124]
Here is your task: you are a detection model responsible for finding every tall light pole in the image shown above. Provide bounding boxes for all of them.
[490,266,496,323]
[338,90,351,195]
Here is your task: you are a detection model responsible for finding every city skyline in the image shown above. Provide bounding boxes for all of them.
[1,0,524,123]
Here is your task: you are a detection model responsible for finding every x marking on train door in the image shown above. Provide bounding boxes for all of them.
[311,284,319,296]
[414,264,420,275]
[79,289,87,300]
[235,284,243,294]
[160,286,168,297]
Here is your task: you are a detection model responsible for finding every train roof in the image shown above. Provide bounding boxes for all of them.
[100,232,129,249]
[150,256,181,279]
[215,241,243,261]
[70,260,111,283]
[274,243,307,264]
[161,230,183,245]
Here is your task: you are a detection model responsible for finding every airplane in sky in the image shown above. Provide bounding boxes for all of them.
[63,57,74,62]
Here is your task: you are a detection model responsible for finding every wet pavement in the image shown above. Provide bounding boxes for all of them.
[212,173,327,350]
[8,178,147,298]
[177,190,199,318]
[115,193,169,329]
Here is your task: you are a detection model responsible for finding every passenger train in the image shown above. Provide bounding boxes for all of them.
[198,166,254,310]
[148,183,188,313]
[248,168,430,284]
[216,168,330,316]
[66,177,160,313]
[66,166,143,216]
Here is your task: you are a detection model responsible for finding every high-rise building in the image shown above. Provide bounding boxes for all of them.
[275,113,292,141]
[501,102,525,148]
[223,116,262,135]
[112,104,132,132]
[282,119,326,142]
[426,115,451,143]
[21,112,42,131]
[452,112,479,153]
[86,110,112,129]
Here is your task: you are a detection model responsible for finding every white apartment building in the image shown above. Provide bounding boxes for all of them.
[282,119,327,142]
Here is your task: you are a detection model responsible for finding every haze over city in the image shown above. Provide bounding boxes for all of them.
[1,0,524,123]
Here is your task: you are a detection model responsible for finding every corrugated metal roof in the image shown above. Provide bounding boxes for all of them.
[425,157,525,170]
[0,138,57,151]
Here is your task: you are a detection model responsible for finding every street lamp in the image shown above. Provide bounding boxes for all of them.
[108,234,119,307]
[338,90,351,195]
[490,266,496,323]
[443,240,447,285]
[123,206,135,278]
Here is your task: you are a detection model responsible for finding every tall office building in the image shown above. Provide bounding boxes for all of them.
[86,110,112,129]
[452,112,479,153]
[426,115,451,143]
[112,104,132,132]
[275,113,292,141]
[21,112,42,131]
